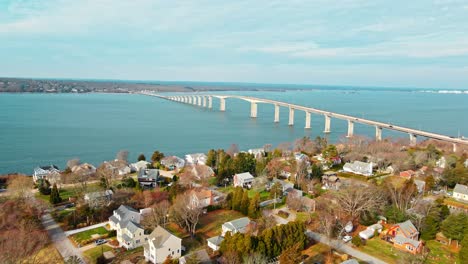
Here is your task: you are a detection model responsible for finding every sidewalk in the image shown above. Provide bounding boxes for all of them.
[65,221,109,236]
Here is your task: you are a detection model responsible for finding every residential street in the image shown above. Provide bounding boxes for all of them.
[306,230,387,264]
[41,213,86,263]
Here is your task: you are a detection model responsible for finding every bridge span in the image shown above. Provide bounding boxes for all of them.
[139,92,467,151]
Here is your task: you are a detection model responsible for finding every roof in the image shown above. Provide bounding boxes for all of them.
[341,259,359,264]
[192,189,213,200]
[179,249,211,264]
[126,221,143,233]
[454,183,468,195]
[414,180,426,191]
[235,172,254,181]
[223,217,250,231]
[138,169,159,180]
[343,161,373,175]
[396,220,418,237]
[85,189,113,200]
[207,236,224,246]
[111,205,141,226]
[394,234,421,248]
[148,226,180,249]
[40,165,59,170]
[400,170,415,178]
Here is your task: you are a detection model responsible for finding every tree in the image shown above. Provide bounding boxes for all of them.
[240,190,250,215]
[384,178,418,211]
[137,153,146,161]
[269,182,282,199]
[116,150,129,163]
[226,144,240,157]
[151,150,165,162]
[441,213,468,241]
[170,192,202,237]
[184,252,199,264]
[50,183,62,204]
[248,193,260,218]
[278,243,302,264]
[7,176,33,200]
[37,179,51,195]
[243,253,268,264]
[335,186,384,220]
[295,161,308,186]
[352,236,362,247]
[206,149,217,168]
[425,175,435,191]
[142,200,171,229]
[322,144,338,159]
[122,176,136,188]
[310,163,322,179]
[460,230,468,264]
[286,192,302,211]
[67,158,81,169]
[265,158,284,179]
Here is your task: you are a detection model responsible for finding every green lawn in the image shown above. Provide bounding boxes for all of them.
[70,226,110,244]
[197,209,245,238]
[358,238,411,264]
[83,244,113,263]
[247,189,270,201]
[296,212,311,223]
[36,182,104,205]
[425,240,459,264]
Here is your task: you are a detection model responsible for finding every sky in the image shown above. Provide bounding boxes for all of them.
[1,0,468,89]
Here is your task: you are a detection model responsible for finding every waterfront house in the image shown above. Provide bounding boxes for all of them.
[109,205,148,249]
[179,249,211,264]
[221,217,252,236]
[343,161,373,176]
[71,163,96,176]
[33,165,60,182]
[185,153,207,165]
[161,156,185,170]
[144,226,182,264]
[248,148,265,159]
[130,160,150,172]
[207,235,224,251]
[233,172,254,188]
[84,189,113,208]
[138,169,159,188]
[453,183,468,202]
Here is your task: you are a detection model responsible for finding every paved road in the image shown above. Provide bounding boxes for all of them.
[306,230,387,264]
[42,213,86,263]
[65,221,109,236]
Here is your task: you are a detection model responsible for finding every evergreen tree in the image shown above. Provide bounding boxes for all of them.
[248,193,260,218]
[278,243,302,264]
[240,191,250,215]
[49,183,62,204]
[441,213,468,241]
[310,163,323,179]
[421,214,440,241]
[38,179,51,195]
[206,149,217,168]
[460,230,468,264]
[138,153,146,161]
[151,150,164,162]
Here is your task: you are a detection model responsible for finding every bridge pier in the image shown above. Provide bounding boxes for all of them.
[220,98,226,111]
[375,126,382,141]
[288,107,295,126]
[192,96,197,105]
[347,120,354,137]
[409,133,417,146]
[323,115,331,133]
[188,97,192,104]
[274,104,280,123]
[197,96,201,106]
[305,112,311,129]
[184,96,188,103]
[453,143,457,153]
[208,96,212,109]
[250,102,258,118]
[203,96,207,107]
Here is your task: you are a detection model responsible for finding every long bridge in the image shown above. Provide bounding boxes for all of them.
[139,92,468,151]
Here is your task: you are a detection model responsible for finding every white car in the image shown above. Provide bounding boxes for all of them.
[342,235,352,243]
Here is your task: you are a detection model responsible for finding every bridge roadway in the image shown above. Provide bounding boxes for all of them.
[139,92,468,148]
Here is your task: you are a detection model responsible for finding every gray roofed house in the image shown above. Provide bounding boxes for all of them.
[453,183,468,202]
[207,235,224,251]
[138,169,159,188]
[341,259,359,264]
[179,249,211,264]
[394,235,421,248]
[222,217,251,236]
[343,161,373,176]
[144,226,182,264]
[109,205,147,249]
[33,165,60,182]
[84,189,113,208]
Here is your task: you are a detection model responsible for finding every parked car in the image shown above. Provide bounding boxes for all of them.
[95,239,107,245]
[342,235,352,243]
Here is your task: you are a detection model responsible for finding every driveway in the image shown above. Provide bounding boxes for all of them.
[42,213,86,263]
[306,230,387,264]
[65,221,109,236]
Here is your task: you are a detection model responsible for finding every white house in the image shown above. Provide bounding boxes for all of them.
[248,148,265,158]
[233,172,255,188]
[185,153,207,165]
[414,180,426,194]
[161,156,185,170]
[343,161,373,176]
[33,165,60,182]
[436,157,446,169]
[130,160,150,172]
[207,235,224,251]
[453,184,468,202]
[221,217,251,236]
[144,226,182,264]
[109,205,148,249]
[294,153,308,162]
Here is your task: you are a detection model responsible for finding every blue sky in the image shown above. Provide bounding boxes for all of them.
[1,0,468,88]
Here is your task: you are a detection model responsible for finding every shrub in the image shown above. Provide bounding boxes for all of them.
[351,236,362,247]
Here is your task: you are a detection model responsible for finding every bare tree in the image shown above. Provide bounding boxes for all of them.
[286,192,303,211]
[335,185,385,220]
[142,200,171,230]
[116,150,129,163]
[265,158,284,179]
[295,160,308,186]
[7,176,33,200]
[170,192,202,237]
[277,142,292,153]
[385,178,418,211]
[66,158,81,169]
[243,253,269,264]
[226,144,239,157]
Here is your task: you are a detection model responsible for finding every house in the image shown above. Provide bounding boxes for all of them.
[385,220,422,254]
[436,157,446,169]
[248,148,265,158]
[399,170,416,179]
[322,171,341,190]
[138,169,159,188]
[286,188,303,199]
[191,165,215,180]
[190,189,214,208]
[109,205,148,249]
[331,156,342,165]
[144,226,182,264]
[341,260,359,264]
[84,190,113,208]
[161,156,185,170]
[359,223,383,240]
[185,153,207,165]
[222,217,252,236]
[233,172,254,188]
[33,165,60,182]
[453,184,468,202]
[103,160,131,176]
[343,161,373,176]
[179,249,211,264]
[294,153,308,163]
[207,236,224,251]
[272,178,294,195]
[414,180,426,193]
[130,160,150,172]
[71,163,96,176]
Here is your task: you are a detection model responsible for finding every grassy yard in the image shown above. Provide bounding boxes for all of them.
[83,244,113,263]
[23,244,64,264]
[197,209,245,238]
[358,238,412,264]
[302,242,331,264]
[247,189,270,201]
[70,226,110,245]
[35,182,104,204]
[166,222,190,238]
[425,240,459,264]
[296,212,312,223]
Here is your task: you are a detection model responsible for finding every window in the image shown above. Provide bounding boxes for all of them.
[406,245,413,251]
[172,251,174,255]
[177,249,179,253]
[136,240,140,244]
[168,248,171,251]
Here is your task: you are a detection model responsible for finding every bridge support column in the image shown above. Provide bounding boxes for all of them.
[375,126,382,141]
[288,107,295,126]
[188,97,192,104]
[453,143,457,153]
[274,104,280,123]
[198,96,202,106]
[203,96,207,107]
[184,96,187,103]
[305,112,311,129]
[347,120,354,137]
[192,96,197,105]
[208,96,213,109]
[250,102,257,118]
[409,133,417,146]
[220,98,226,111]
[323,115,331,133]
